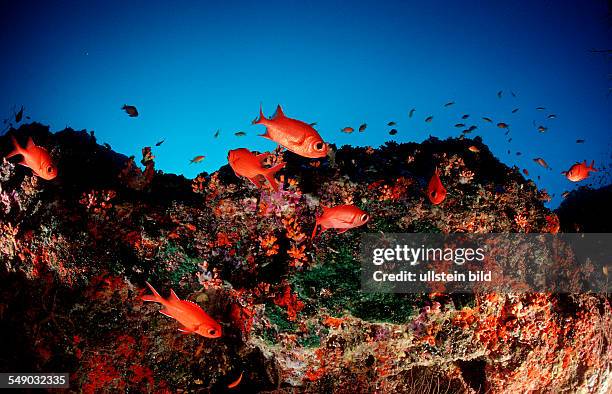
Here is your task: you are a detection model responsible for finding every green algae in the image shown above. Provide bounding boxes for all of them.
[291,242,421,324]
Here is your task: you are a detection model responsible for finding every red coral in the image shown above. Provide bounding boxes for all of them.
[274,285,304,321]
[230,303,254,336]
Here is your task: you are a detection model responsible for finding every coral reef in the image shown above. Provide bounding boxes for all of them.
[0,123,610,393]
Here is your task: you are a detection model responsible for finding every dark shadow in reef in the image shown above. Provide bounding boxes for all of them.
[555,184,612,232]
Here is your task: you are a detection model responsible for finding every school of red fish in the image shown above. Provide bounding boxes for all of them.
[1,101,600,350]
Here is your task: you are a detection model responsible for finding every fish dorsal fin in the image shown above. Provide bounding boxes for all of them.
[272,105,285,120]
[169,289,181,302]
[26,137,35,150]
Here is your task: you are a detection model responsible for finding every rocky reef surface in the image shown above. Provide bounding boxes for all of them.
[0,123,610,393]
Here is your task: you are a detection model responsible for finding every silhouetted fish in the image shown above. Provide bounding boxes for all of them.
[536,107,545,111]
[497,91,503,98]
[389,128,398,135]
[122,104,138,117]
[454,123,465,128]
[512,108,519,114]
[15,106,23,123]
[482,117,492,123]
[409,109,415,118]
[359,123,367,132]
[425,116,433,123]
[214,129,220,138]
[461,114,469,119]
[387,121,396,126]
[576,139,585,143]
[444,101,455,107]
[155,139,165,146]
[341,127,354,133]
[234,131,246,137]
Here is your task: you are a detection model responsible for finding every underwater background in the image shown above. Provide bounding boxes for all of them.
[1,0,611,207]
[1,1,611,393]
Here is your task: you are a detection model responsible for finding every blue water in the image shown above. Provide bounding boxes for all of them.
[1,1,611,207]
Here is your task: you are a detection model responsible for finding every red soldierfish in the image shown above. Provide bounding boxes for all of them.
[311,204,369,239]
[5,136,57,180]
[253,105,328,158]
[142,282,222,338]
[562,160,597,182]
[228,148,285,191]
[427,168,447,205]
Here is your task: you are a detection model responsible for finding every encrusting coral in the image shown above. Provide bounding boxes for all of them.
[0,123,610,393]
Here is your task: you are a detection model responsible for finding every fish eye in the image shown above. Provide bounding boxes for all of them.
[431,191,437,198]
[361,214,369,222]
[47,166,55,174]
[208,329,217,336]
[314,142,325,151]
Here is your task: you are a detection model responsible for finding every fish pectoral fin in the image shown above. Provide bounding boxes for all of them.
[286,132,306,145]
[159,309,173,318]
[178,326,195,334]
[247,177,263,188]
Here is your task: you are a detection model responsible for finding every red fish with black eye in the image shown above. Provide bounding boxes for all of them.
[5,135,57,180]
[427,168,446,205]
[228,148,285,191]
[562,160,597,182]
[252,104,328,158]
[311,204,369,239]
[142,282,222,339]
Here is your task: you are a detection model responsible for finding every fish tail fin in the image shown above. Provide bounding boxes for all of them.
[589,160,598,172]
[5,135,23,159]
[142,281,164,304]
[264,162,285,191]
[252,103,266,125]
